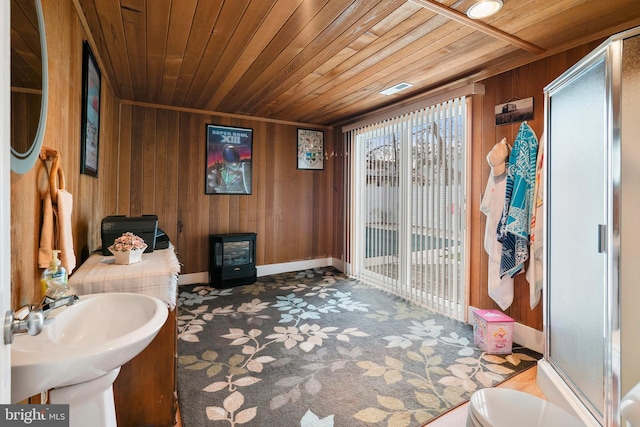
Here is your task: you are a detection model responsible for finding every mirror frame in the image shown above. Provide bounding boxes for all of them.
[10,0,48,174]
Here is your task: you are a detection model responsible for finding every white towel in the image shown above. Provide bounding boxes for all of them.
[56,189,76,273]
[481,172,514,310]
[38,192,54,268]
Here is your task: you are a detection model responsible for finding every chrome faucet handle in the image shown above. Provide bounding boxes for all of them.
[4,294,79,345]
[4,308,45,345]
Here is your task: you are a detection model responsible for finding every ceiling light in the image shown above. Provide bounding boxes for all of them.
[466,0,503,19]
[380,82,413,96]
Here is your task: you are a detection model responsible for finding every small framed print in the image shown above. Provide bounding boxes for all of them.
[80,41,101,177]
[297,128,324,170]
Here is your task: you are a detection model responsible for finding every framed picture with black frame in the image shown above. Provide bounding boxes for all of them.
[205,124,253,195]
[297,128,324,170]
[80,41,101,177]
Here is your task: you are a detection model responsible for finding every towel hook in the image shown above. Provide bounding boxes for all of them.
[39,146,59,161]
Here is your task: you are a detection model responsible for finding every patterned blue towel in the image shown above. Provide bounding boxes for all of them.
[497,122,538,278]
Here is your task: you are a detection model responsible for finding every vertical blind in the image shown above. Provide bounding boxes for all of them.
[344,97,467,320]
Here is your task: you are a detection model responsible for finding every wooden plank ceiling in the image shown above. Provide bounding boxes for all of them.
[76,0,640,126]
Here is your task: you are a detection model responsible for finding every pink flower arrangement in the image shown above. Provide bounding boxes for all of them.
[110,232,147,252]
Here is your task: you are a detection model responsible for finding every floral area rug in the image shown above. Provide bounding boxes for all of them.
[177,267,539,427]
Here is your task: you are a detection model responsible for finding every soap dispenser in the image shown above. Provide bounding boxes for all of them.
[41,250,69,299]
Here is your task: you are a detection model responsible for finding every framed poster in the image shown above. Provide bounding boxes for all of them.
[205,125,253,195]
[80,41,101,177]
[297,128,324,170]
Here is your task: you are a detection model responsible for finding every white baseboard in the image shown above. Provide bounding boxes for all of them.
[178,272,208,285]
[257,258,343,276]
[177,258,345,286]
[467,305,544,354]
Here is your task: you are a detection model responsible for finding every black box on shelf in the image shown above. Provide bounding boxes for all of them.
[101,215,158,255]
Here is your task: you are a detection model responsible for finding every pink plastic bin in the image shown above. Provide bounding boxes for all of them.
[473,309,514,354]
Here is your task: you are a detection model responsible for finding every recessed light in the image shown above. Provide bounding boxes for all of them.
[466,0,503,19]
[380,82,413,96]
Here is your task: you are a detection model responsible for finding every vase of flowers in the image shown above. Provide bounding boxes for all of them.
[108,232,147,265]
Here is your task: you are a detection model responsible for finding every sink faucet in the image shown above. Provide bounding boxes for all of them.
[4,294,79,345]
[37,294,79,317]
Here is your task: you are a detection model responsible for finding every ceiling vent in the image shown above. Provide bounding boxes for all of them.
[380,82,413,96]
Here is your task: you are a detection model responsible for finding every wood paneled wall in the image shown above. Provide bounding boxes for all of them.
[117,105,338,274]
[10,92,41,154]
[469,40,603,330]
[10,0,341,307]
[9,0,606,334]
[10,0,119,308]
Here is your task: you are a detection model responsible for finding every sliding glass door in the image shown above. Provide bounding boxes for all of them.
[347,98,468,320]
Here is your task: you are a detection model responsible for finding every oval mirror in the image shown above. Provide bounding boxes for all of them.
[10,0,47,174]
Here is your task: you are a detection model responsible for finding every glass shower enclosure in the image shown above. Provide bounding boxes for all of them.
[542,27,640,427]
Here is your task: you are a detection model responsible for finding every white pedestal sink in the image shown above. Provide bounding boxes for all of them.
[11,292,168,427]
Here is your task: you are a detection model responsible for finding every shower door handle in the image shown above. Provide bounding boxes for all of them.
[598,224,607,253]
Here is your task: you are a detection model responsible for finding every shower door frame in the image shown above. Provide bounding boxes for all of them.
[543,35,623,427]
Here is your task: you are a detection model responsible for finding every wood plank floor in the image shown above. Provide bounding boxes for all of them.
[425,365,544,426]
[173,365,543,427]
